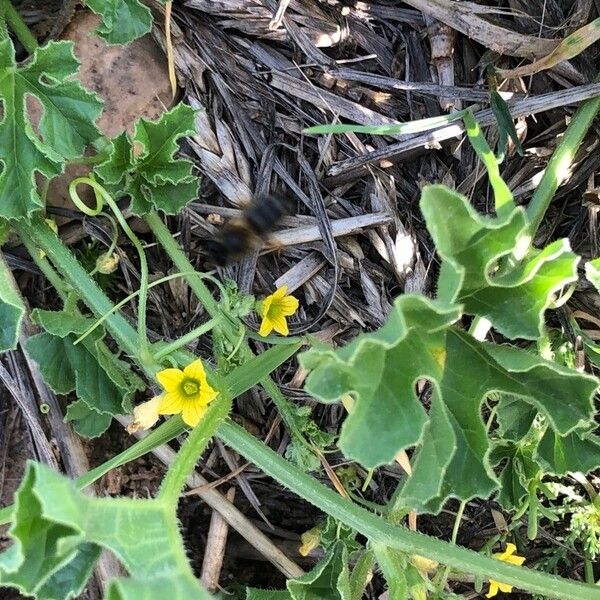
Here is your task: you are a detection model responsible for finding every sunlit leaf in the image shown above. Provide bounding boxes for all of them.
[422,185,579,339]
[0,39,102,218]
[586,257,600,291]
[302,295,597,510]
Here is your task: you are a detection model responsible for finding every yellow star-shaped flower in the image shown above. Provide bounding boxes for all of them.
[258,285,299,337]
[156,358,218,427]
[486,543,526,598]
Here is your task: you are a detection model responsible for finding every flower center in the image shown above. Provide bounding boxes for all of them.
[181,378,200,397]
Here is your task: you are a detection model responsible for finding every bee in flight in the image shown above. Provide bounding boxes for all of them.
[205,194,293,266]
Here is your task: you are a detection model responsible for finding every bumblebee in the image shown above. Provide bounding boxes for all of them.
[205,194,293,266]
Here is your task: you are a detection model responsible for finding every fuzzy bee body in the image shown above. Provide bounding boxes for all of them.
[205,194,292,266]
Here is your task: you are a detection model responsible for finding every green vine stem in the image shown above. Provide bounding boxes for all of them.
[526,77,600,235]
[153,316,222,362]
[145,211,308,441]
[16,217,142,358]
[0,0,38,53]
[69,177,152,364]
[218,420,600,600]
[159,388,232,506]
[145,212,222,317]
[19,234,71,299]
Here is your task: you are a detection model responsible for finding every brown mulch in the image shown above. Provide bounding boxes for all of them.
[3,1,600,598]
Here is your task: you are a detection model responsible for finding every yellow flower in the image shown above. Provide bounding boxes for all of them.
[258,285,299,337]
[486,543,525,598]
[155,359,218,427]
[127,395,162,433]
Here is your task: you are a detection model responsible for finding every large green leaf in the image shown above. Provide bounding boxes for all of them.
[26,309,143,437]
[302,296,598,511]
[422,185,579,340]
[302,296,460,468]
[0,462,212,599]
[0,255,25,351]
[85,0,153,45]
[97,104,199,215]
[0,39,102,219]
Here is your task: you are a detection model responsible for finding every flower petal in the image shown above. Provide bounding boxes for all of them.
[182,400,206,427]
[183,359,207,383]
[271,314,289,336]
[486,582,499,598]
[258,317,274,337]
[199,383,218,405]
[261,295,273,318]
[272,286,288,299]
[156,368,184,392]
[158,390,185,414]
[277,295,299,315]
[127,396,161,433]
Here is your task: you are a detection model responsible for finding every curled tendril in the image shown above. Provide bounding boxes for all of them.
[69,176,151,361]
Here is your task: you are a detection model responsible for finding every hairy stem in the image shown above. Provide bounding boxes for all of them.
[158,391,232,506]
[218,420,600,600]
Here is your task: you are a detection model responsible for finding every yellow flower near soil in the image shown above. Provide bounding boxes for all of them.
[486,543,525,598]
[128,359,218,431]
[258,285,299,337]
[156,359,218,427]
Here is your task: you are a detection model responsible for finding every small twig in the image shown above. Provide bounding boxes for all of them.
[201,486,236,592]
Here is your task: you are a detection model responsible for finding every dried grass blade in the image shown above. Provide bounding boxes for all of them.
[498,18,600,79]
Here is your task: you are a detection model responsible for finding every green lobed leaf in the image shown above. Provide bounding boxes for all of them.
[0,255,25,352]
[97,104,199,216]
[0,461,212,598]
[302,295,460,467]
[302,296,598,511]
[65,399,113,438]
[26,309,143,436]
[422,185,580,339]
[85,0,153,45]
[0,39,102,219]
[535,429,600,475]
[490,439,542,510]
